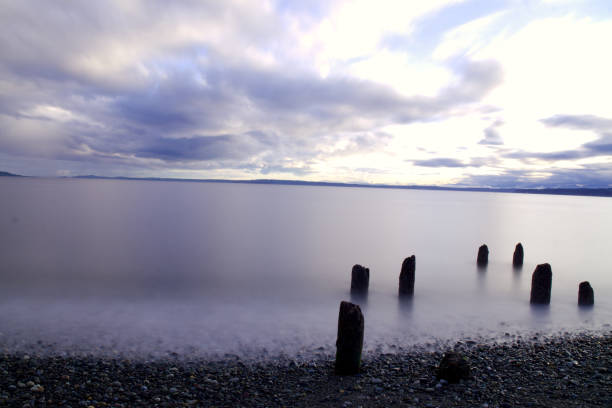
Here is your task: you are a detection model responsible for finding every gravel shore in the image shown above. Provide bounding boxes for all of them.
[2,332,611,407]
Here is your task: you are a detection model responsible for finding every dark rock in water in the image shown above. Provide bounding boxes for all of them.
[350,264,369,294]
[530,263,552,304]
[437,352,470,383]
[399,255,416,296]
[477,244,489,266]
[578,281,594,306]
[513,242,524,266]
[335,301,364,375]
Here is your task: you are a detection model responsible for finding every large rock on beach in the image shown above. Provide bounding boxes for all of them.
[350,264,369,294]
[513,242,524,266]
[399,255,416,296]
[530,263,552,304]
[438,351,470,383]
[477,244,489,266]
[578,281,594,306]
[335,301,364,375]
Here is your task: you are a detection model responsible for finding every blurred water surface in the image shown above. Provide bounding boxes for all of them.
[0,178,611,358]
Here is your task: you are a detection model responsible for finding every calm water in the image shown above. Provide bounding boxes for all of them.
[0,178,611,358]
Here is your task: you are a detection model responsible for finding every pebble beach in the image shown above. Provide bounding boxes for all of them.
[2,331,611,408]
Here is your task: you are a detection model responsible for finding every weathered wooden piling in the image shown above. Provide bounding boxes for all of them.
[578,281,594,306]
[350,264,369,294]
[399,255,416,296]
[530,263,552,304]
[335,301,364,375]
[477,244,489,266]
[513,243,524,267]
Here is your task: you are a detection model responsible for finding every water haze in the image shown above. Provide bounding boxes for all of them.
[0,178,611,359]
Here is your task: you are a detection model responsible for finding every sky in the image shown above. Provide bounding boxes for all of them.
[1,0,612,188]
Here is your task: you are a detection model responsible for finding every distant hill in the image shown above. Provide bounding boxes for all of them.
[4,171,611,197]
[69,175,612,198]
[0,171,22,177]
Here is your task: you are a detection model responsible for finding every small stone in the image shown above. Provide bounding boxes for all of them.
[30,384,44,392]
[438,352,470,383]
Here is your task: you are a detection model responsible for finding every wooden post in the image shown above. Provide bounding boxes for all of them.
[335,301,364,375]
[578,281,594,306]
[530,263,552,304]
[513,243,524,267]
[477,244,489,266]
[350,264,369,295]
[399,255,416,296]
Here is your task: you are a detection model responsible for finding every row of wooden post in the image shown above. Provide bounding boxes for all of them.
[338,243,596,375]
[350,243,595,306]
[477,243,524,267]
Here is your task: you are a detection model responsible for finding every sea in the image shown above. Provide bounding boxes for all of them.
[0,177,610,359]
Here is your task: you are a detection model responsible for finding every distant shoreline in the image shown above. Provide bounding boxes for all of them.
[2,171,611,197]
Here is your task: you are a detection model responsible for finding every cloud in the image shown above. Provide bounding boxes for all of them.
[1,1,609,187]
[0,47,502,173]
[496,114,612,163]
[124,133,275,162]
[458,164,612,188]
[413,158,467,167]
[479,120,504,145]
[540,114,612,131]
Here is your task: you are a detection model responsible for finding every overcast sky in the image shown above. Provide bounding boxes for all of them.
[1,0,611,187]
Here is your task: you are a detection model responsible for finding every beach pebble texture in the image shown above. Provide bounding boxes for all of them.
[1,332,611,407]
